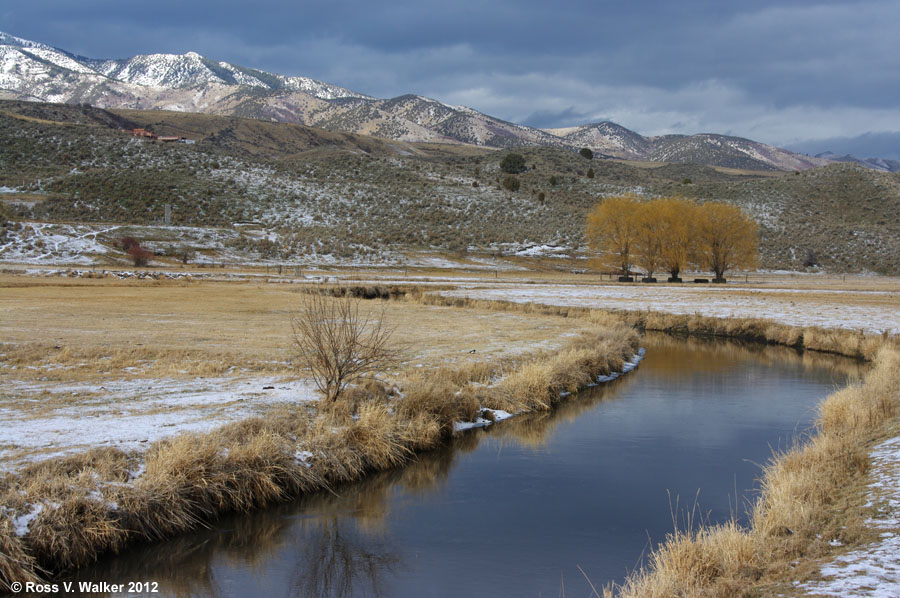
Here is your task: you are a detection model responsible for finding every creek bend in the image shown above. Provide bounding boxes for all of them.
[60,334,863,597]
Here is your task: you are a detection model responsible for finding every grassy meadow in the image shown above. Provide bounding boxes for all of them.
[1,266,898,593]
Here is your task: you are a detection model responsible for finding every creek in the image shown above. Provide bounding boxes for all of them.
[60,334,863,597]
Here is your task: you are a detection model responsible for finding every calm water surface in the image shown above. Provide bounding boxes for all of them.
[63,335,862,597]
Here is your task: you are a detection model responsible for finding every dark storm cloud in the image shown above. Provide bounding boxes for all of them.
[4,0,899,154]
[522,107,597,129]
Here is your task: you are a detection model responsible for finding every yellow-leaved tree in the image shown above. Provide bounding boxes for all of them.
[695,202,758,281]
[585,194,641,276]
[655,197,697,281]
[634,200,665,279]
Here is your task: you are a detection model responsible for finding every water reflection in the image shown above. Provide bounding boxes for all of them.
[490,375,636,450]
[640,332,865,380]
[60,433,484,597]
[61,334,861,597]
[287,517,400,598]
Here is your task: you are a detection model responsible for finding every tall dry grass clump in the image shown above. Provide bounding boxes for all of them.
[612,345,900,598]
[609,520,759,598]
[498,327,637,412]
[0,517,43,592]
[394,377,481,433]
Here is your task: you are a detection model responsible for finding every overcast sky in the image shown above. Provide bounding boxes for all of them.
[4,0,899,157]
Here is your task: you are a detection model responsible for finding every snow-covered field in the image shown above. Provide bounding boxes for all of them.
[440,283,900,334]
[0,376,317,472]
[0,222,243,266]
[0,221,545,270]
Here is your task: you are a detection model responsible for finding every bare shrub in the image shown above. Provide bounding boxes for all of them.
[118,236,140,251]
[119,236,153,267]
[291,290,400,403]
[126,245,153,267]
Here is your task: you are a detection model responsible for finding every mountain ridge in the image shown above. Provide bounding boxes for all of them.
[0,30,891,171]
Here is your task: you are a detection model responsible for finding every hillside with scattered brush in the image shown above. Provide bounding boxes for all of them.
[1,101,898,273]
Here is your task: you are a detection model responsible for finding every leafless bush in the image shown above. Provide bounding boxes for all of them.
[119,236,153,267]
[126,245,153,267]
[291,290,399,402]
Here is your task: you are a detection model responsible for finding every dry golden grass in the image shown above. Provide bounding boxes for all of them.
[0,276,592,468]
[0,281,639,588]
[1,272,894,591]
[0,276,591,381]
[498,329,636,412]
[611,346,900,598]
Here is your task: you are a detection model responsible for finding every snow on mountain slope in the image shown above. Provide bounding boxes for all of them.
[0,31,57,52]
[0,31,369,104]
[102,52,223,88]
[0,29,858,170]
[546,121,652,158]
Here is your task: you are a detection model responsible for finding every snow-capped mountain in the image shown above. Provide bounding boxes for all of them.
[88,51,371,100]
[0,31,368,105]
[0,30,844,171]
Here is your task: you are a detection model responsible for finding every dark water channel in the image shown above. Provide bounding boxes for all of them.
[62,335,863,597]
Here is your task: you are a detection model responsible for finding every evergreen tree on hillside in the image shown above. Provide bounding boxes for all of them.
[500,153,526,174]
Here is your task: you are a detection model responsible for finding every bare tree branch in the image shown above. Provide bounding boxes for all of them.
[292,290,399,402]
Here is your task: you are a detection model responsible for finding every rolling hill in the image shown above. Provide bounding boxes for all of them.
[1,100,898,274]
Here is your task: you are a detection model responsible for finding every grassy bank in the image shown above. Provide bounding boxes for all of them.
[605,345,900,598]
[0,313,638,590]
[398,289,893,360]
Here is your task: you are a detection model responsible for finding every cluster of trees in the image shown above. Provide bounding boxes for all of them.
[585,195,758,281]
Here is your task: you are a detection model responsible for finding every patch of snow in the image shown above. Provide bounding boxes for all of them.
[513,244,571,258]
[294,450,314,468]
[12,503,43,537]
[800,435,900,596]
[0,376,318,472]
[128,462,146,481]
